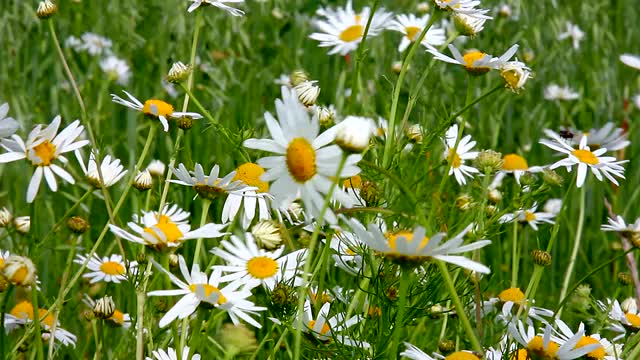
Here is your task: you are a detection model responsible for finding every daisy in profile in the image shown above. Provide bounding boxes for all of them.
[82,295,132,328]
[543,84,580,101]
[454,13,489,37]
[603,298,640,335]
[294,300,369,348]
[442,124,479,186]
[539,131,627,188]
[75,150,127,188]
[620,54,640,70]
[483,287,554,325]
[557,22,585,50]
[343,216,491,272]
[493,153,545,185]
[601,215,640,238]
[427,44,519,75]
[222,163,273,229]
[0,103,19,139]
[5,300,77,347]
[243,86,362,224]
[108,204,228,251]
[0,116,89,203]
[170,162,256,202]
[186,0,244,16]
[388,14,446,52]
[212,233,307,290]
[148,255,265,328]
[309,1,392,55]
[74,253,137,284]
[499,204,556,231]
[508,320,601,360]
[111,91,203,132]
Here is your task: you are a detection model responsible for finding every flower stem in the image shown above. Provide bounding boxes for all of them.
[192,199,211,265]
[349,0,379,112]
[31,283,44,360]
[390,268,411,357]
[136,261,154,360]
[511,220,519,288]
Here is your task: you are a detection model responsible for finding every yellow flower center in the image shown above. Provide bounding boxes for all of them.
[498,287,526,303]
[501,69,522,90]
[110,310,125,326]
[32,141,57,166]
[445,352,480,360]
[447,149,462,168]
[625,312,640,327]
[339,15,363,42]
[575,336,604,360]
[10,301,55,328]
[246,256,279,279]
[233,163,269,193]
[0,257,4,270]
[189,284,227,304]
[502,154,529,171]
[343,175,362,189]
[572,149,599,165]
[144,215,184,244]
[386,231,430,252]
[10,266,29,284]
[100,261,125,276]
[286,138,317,183]
[308,320,331,335]
[510,349,529,360]
[527,336,559,359]
[524,211,536,222]
[405,26,421,41]
[463,51,487,68]
[142,100,174,117]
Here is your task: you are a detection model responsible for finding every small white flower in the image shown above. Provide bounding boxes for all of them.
[544,84,580,101]
[432,0,492,18]
[442,124,479,186]
[146,159,166,177]
[146,347,201,360]
[499,204,556,231]
[74,253,137,284]
[601,215,640,234]
[79,32,113,56]
[543,198,563,215]
[111,91,203,132]
[186,0,244,16]
[294,81,320,107]
[0,103,19,139]
[100,56,131,85]
[75,150,127,188]
[388,14,446,52]
[335,116,374,153]
[294,300,369,348]
[427,44,519,75]
[5,301,77,347]
[557,22,585,50]
[567,122,630,151]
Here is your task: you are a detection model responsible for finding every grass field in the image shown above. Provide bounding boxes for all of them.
[0,0,639,359]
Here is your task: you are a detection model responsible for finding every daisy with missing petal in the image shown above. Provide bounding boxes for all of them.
[388,14,446,52]
[483,287,554,326]
[539,131,627,188]
[222,163,274,229]
[82,295,132,328]
[295,300,369,348]
[0,116,89,203]
[5,301,77,347]
[620,54,640,70]
[74,253,137,284]
[75,150,127,188]
[108,204,228,251]
[0,103,19,139]
[212,233,307,290]
[148,255,266,328]
[243,86,362,224]
[442,124,479,186]
[186,0,244,16]
[499,204,556,231]
[343,216,491,272]
[493,153,545,185]
[328,230,365,276]
[309,0,392,55]
[111,91,203,132]
[170,162,256,202]
[427,44,519,75]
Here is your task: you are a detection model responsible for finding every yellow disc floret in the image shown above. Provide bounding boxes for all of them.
[246,256,279,279]
[462,50,491,74]
[189,284,227,304]
[100,261,125,276]
[286,138,317,183]
[572,149,599,165]
[144,215,184,244]
[447,149,462,168]
[32,141,57,166]
[502,154,529,171]
[575,336,605,360]
[233,163,269,193]
[405,26,421,41]
[498,287,526,303]
[445,352,481,360]
[527,336,559,359]
[142,100,174,117]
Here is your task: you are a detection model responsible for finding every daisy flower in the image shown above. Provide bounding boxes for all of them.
[388,14,446,52]
[147,347,201,360]
[557,22,585,50]
[222,163,274,229]
[100,55,131,85]
[620,54,640,70]
[544,84,580,101]
[601,215,640,238]
[442,124,479,185]
[453,13,489,37]
[5,300,77,347]
[211,233,307,290]
[604,298,640,335]
[552,320,610,360]
[74,253,137,284]
[243,86,362,224]
[148,255,266,328]
[401,343,480,360]
[309,0,392,55]
[79,32,112,56]
[427,44,518,74]
[0,116,89,203]
[539,131,627,188]
[328,230,365,276]
[170,162,256,202]
[432,0,492,18]
[494,153,545,185]
[508,320,601,360]
[75,150,127,188]
[82,295,132,328]
[0,103,19,139]
[111,90,203,132]
[482,287,554,326]
[565,122,630,151]
[186,0,244,16]
[108,204,228,251]
[499,204,556,231]
[294,300,369,348]
[500,60,533,93]
[343,217,491,272]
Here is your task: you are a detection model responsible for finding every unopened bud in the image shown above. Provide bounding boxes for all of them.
[618,272,633,286]
[168,254,179,268]
[531,249,552,267]
[136,252,148,265]
[406,124,423,144]
[219,323,258,355]
[14,216,30,234]
[335,116,373,153]
[133,170,153,191]
[67,216,90,234]
[0,208,12,228]
[176,116,193,130]
[416,2,430,13]
[475,150,503,174]
[289,70,309,87]
[519,172,538,187]
[166,62,191,83]
[391,61,403,74]
[488,188,502,203]
[542,169,563,186]
[294,80,320,107]
[360,180,381,205]
[438,340,456,354]
[315,105,336,128]
[251,220,283,250]
[93,296,116,319]
[36,0,57,19]
[455,194,474,211]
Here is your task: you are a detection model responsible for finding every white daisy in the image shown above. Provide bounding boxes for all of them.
[388,14,446,52]
[499,204,556,231]
[220,163,273,229]
[0,103,19,139]
[539,131,627,188]
[75,150,128,188]
[620,54,640,70]
[601,215,640,234]
[186,0,244,16]
[557,22,585,50]
[146,347,201,360]
[552,320,610,360]
[453,13,489,37]
[148,255,266,328]
[427,44,519,75]
[603,298,640,334]
[5,301,77,347]
[566,122,630,151]
[442,124,479,185]
[111,90,203,132]
[82,295,132,328]
[294,300,369,348]
[243,86,362,224]
[73,253,137,284]
[494,153,545,185]
[508,320,600,360]
[100,55,131,85]
[482,287,554,326]
[211,233,307,290]
[79,32,112,56]
[108,204,228,251]
[170,162,256,202]
[146,159,166,177]
[343,217,491,272]
[432,0,492,18]
[0,116,89,203]
[328,230,365,276]
[543,84,580,101]
[309,0,392,55]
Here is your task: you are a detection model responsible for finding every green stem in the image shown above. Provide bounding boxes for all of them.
[390,269,410,358]
[0,285,14,359]
[136,261,154,360]
[349,0,379,112]
[511,220,519,288]
[31,283,43,360]
[40,188,92,244]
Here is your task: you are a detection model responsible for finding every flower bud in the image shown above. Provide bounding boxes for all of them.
[168,254,179,269]
[136,252,148,265]
[438,340,455,354]
[453,13,486,37]
[3,255,36,287]
[133,170,153,191]
[219,323,258,355]
[67,216,90,234]
[575,283,591,297]
[405,124,423,144]
[146,160,165,177]
[289,70,309,87]
[36,0,57,19]
[335,116,373,153]
[93,296,116,320]
[315,105,336,129]
[0,207,12,228]
[166,62,192,83]
[542,169,563,187]
[498,4,512,18]
[475,150,503,174]
[360,180,381,205]
[416,2,430,13]
[488,188,502,203]
[294,80,320,107]
[391,61,403,74]
[176,116,193,130]
[519,172,538,187]
[251,220,283,250]
[455,194,474,211]
[14,216,30,234]
[531,249,552,267]
[621,297,638,313]
[618,272,633,286]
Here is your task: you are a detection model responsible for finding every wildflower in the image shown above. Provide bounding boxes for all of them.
[146,347,201,360]
[82,295,131,328]
[401,342,480,360]
[5,301,77,347]
[0,208,12,227]
[329,230,365,276]
[14,216,30,234]
[220,163,273,229]
[293,80,320,107]
[3,255,36,287]
[344,217,491,272]
[243,86,362,224]
[67,216,90,233]
[335,116,374,153]
[171,162,256,203]
[620,54,640,70]
[501,61,532,93]
[133,169,153,191]
[75,150,127,188]
[442,124,479,185]
[309,1,392,55]
[552,320,607,360]
[289,70,309,87]
[295,300,369,348]
[148,255,265,328]
[166,61,191,83]
[499,204,556,231]
[565,122,630,151]
[36,0,58,19]
[497,4,512,18]
[314,105,337,128]
[79,33,113,56]
[211,233,307,290]
[100,56,131,85]
[544,84,580,101]
[147,160,165,177]
[540,131,627,188]
[0,103,18,139]
[558,22,585,50]
[251,220,283,250]
[508,320,601,360]
[92,296,115,319]
[428,44,519,75]
[0,116,89,203]
[388,14,446,52]
[111,91,203,132]
[453,13,488,37]
[601,215,640,243]
[74,253,137,284]
[186,0,244,16]
[483,288,554,325]
[108,204,228,251]
[432,0,492,18]
[474,150,503,174]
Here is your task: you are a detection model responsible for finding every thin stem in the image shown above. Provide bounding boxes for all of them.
[511,220,519,288]
[136,261,154,360]
[390,269,410,357]
[31,283,44,360]
[192,200,211,265]
[0,285,14,359]
[349,0,379,112]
